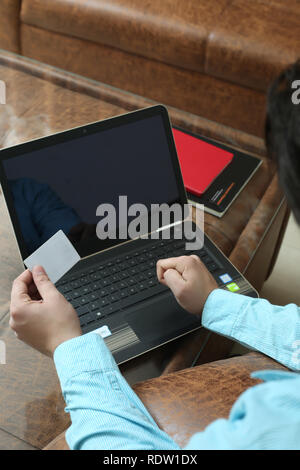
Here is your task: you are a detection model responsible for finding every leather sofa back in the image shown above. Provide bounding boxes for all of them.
[20,0,300,92]
[20,0,228,76]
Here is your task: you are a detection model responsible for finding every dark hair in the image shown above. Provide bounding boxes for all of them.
[266,60,300,223]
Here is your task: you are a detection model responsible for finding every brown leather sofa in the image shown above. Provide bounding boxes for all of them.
[0,0,299,138]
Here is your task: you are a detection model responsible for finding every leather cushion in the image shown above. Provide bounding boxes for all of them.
[206,0,300,92]
[20,0,229,75]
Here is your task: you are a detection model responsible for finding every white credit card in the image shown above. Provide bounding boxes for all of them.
[24,230,81,284]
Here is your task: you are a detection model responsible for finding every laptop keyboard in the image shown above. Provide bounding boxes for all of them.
[56,237,221,331]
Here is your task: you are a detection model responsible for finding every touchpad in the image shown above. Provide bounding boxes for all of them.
[125,293,200,345]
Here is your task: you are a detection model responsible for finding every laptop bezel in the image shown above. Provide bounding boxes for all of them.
[0,105,188,261]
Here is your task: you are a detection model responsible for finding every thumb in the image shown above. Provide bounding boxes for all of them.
[32,265,57,299]
[163,268,185,298]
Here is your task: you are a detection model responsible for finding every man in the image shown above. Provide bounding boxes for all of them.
[9,61,300,450]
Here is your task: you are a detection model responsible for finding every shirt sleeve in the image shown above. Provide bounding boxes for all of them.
[202,289,300,371]
[54,332,181,450]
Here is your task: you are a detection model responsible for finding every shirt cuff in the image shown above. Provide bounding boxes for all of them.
[53,332,118,389]
[202,288,250,337]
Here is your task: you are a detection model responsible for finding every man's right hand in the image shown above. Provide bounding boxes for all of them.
[9,266,82,357]
[156,255,218,316]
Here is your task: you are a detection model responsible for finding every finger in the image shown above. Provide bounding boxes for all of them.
[189,255,210,274]
[11,270,33,305]
[156,257,187,282]
[32,265,58,299]
[163,269,186,298]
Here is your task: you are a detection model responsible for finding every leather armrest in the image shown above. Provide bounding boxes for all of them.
[43,352,287,450]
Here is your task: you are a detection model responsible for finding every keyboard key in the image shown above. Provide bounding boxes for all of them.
[79,285,92,295]
[83,313,94,324]
[80,276,90,285]
[121,283,167,310]
[129,267,139,276]
[89,292,99,301]
[72,299,81,308]
[139,263,149,272]
[102,302,121,316]
[99,298,110,307]
[137,283,147,291]
[77,305,89,317]
[108,285,117,294]
[118,262,127,271]
[206,262,219,272]
[91,282,101,290]
[90,273,102,281]
[101,269,111,278]
[60,284,72,294]
[146,271,155,278]
[120,290,129,299]
[119,271,129,279]
[109,293,120,303]
[90,301,100,311]
[99,288,109,297]
[92,310,103,321]
[128,287,137,295]
[117,281,128,290]
[129,259,138,267]
[71,280,81,289]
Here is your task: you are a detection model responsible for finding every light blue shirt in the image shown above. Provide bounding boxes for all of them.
[54,289,300,450]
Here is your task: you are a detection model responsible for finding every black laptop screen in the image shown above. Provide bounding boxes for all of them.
[1,110,184,259]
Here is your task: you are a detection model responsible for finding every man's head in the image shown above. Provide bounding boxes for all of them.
[266,60,300,223]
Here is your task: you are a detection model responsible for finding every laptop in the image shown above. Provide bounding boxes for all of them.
[0,105,258,364]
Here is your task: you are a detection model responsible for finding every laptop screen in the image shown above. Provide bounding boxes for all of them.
[0,107,186,259]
